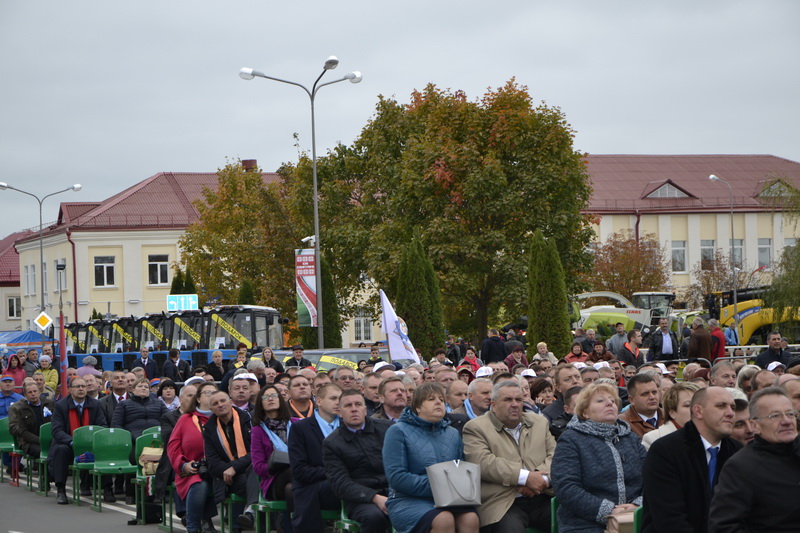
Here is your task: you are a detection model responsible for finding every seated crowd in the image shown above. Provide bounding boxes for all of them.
[3,325,800,533]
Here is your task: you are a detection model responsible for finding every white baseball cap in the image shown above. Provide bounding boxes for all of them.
[475,367,494,378]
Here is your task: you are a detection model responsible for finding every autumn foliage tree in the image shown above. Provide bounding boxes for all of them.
[179,160,301,336]
[588,230,670,300]
[280,80,594,340]
[682,250,735,308]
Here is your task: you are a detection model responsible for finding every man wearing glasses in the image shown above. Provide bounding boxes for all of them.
[332,367,358,391]
[50,376,108,504]
[710,387,800,530]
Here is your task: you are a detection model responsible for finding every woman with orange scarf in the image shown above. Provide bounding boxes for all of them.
[167,381,219,533]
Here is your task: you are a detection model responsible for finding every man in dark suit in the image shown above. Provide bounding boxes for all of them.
[647,318,680,361]
[130,347,158,380]
[50,376,108,504]
[289,383,342,532]
[204,390,260,530]
[163,348,191,383]
[323,389,392,533]
[642,386,742,533]
[99,370,132,498]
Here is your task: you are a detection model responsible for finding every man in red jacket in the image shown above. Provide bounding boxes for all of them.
[708,319,727,363]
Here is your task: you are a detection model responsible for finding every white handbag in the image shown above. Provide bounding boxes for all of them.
[426,460,481,508]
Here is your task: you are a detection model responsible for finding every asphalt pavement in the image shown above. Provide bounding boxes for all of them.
[0,469,188,533]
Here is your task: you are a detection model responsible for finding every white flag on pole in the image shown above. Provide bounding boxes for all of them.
[380,289,420,363]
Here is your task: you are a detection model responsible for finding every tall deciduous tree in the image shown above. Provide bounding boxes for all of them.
[587,230,671,300]
[238,280,256,305]
[280,80,594,340]
[682,250,736,309]
[528,230,572,357]
[179,160,301,337]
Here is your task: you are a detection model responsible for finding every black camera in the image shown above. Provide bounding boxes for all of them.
[191,459,210,481]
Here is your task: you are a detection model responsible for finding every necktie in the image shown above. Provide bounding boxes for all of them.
[646,417,657,427]
[708,446,719,488]
[77,405,83,419]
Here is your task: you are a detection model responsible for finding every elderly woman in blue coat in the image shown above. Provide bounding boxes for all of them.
[551,381,647,533]
[383,382,479,533]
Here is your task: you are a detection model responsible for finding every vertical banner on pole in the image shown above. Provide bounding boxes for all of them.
[295,249,318,327]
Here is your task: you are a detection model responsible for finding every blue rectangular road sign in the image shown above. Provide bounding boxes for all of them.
[167,294,199,311]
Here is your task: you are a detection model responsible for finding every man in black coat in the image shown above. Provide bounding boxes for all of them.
[163,348,191,383]
[647,318,680,361]
[642,386,742,533]
[709,387,800,531]
[130,347,158,380]
[323,390,392,533]
[288,383,342,532]
[50,376,108,504]
[203,390,259,529]
[8,380,53,457]
[284,345,313,368]
[481,329,509,364]
[754,331,792,369]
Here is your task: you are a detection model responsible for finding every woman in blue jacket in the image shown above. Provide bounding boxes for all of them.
[551,382,647,533]
[383,382,479,533]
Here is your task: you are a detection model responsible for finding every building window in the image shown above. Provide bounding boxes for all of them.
[54,259,67,291]
[23,266,29,296]
[29,265,36,295]
[700,240,715,270]
[758,238,772,269]
[671,241,687,272]
[730,239,743,269]
[8,297,21,319]
[94,256,116,287]
[148,254,169,285]
[354,308,372,341]
[42,261,48,293]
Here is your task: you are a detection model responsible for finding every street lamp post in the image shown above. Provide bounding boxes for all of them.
[0,182,82,347]
[239,57,362,349]
[56,261,68,397]
[709,174,738,342]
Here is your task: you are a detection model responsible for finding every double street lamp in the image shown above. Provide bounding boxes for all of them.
[709,174,738,341]
[0,182,82,346]
[239,56,362,349]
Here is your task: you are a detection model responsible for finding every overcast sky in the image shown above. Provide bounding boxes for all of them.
[1,1,798,235]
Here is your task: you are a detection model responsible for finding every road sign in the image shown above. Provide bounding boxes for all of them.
[167,294,199,311]
[35,312,53,331]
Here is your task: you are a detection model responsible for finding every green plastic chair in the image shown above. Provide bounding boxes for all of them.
[134,432,162,525]
[11,433,31,489]
[142,426,160,436]
[253,494,288,533]
[90,427,137,512]
[335,500,361,532]
[0,418,15,483]
[69,425,103,505]
[36,422,53,496]
[220,493,247,533]
[634,504,644,533]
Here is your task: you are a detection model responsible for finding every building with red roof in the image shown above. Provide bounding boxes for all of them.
[0,229,34,330]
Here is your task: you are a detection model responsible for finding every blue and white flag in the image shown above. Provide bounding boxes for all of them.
[380,289,420,363]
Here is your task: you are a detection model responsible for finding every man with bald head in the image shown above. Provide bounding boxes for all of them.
[643,387,742,533]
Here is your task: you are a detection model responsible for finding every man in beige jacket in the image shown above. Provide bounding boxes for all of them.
[463,378,555,532]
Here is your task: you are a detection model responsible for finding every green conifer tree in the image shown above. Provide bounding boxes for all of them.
[238,280,256,305]
[170,270,185,295]
[528,230,572,358]
[183,269,197,295]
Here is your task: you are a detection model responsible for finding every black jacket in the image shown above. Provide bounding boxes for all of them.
[154,407,183,499]
[618,343,645,367]
[206,361,228,382]
[322,418,392,508]
[754,348,792,369]
[111,393,167,441]
[480,336,508,364]
[163,359,192,382]
[647,330,680,361]
[709,435,800,532]
[131,358,158,380]
[99,391,129,424]
[51,396,107,446]
[643,420,741,533]
[203,406,253,479]
[284,356,313,368]
[288,414,329,487]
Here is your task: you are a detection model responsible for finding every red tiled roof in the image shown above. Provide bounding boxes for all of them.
[16,171,280,244]
[0,229,34,285]
[584,154,800,213]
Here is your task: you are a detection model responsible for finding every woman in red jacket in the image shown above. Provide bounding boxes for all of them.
[167,381,218,533]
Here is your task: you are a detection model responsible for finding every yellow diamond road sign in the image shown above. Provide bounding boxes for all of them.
[35,312,53,331]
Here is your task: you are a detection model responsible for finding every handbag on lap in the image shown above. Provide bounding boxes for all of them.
[426,460,481,508]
